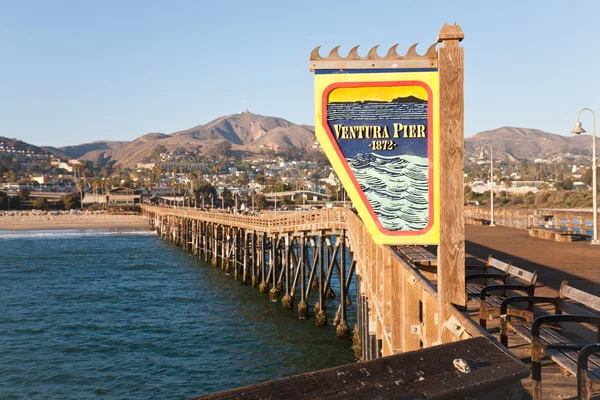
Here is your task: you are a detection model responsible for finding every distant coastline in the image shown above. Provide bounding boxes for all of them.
[0,211,148,231]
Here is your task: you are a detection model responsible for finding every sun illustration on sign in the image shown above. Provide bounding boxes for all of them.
[320,81,434,236]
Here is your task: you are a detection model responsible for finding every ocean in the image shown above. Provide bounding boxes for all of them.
[0,229,354,399]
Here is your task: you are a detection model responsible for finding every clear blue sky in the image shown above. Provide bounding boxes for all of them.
[1,0,598,147]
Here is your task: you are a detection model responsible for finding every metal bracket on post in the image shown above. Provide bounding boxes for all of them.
[443,315,466,338]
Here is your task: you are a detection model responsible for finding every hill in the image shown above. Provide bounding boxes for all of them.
[43,141,129,160]
[50,113,317,168]
[464,127,593,162]
[0,136,47,155]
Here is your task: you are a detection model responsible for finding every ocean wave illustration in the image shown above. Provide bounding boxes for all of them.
[347,153,429,231]
[327,102,428,121]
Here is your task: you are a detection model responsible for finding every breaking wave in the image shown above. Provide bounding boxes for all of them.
[347,153,429,231]
[0,229,155,240]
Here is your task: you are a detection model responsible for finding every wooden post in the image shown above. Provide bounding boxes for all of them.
[243,231,248,283]
[437,24,466,343]
[390,256,403,353]
[221,226,226,270]
[251,231,257,286]
[318,232,325,312]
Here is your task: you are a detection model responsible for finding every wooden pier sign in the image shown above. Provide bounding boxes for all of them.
[311,43,440,245]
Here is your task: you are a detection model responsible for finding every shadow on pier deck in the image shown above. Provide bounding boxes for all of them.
[465,224,600,399]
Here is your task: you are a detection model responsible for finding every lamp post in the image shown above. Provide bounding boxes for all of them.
[478,145,495,226]
[570,108,599,245]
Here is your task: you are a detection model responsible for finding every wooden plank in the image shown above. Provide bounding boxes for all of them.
[488,258,511,272]
[561,284,600,312]
[422,291,439,347]
[507,265,537,284]
[310,58,437,72]
[390,256,403,353]
[194,337,529,400]
[396,245,437,264]
[382,248,392,343]
[437,25,466,344]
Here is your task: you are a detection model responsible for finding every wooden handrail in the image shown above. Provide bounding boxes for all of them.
[466,206,596,234]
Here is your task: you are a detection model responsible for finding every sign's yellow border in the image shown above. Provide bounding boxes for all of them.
[314,71,440,245]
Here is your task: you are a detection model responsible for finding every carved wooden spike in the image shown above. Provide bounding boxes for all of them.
[425,43,437,58]
[327,45,342,59]
[366,45,380,59]
[310,41,439,67]
[405,43,419,58]
[347,45,361,60]
[385,44,399,59]
[310,46,323,60]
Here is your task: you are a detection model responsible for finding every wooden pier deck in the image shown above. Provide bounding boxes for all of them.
[466,224,600,297]
[465,224,600,399]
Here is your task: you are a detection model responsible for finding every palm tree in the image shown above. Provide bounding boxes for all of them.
[503,178,512,197]
[90,178,101,204]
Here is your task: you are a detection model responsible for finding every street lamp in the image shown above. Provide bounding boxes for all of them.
[570,108,599,245]
[478,145,495,226]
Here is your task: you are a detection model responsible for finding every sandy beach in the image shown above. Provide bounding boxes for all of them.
[0,211,149,231]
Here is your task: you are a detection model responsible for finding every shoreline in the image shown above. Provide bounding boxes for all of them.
[0,212,149,232]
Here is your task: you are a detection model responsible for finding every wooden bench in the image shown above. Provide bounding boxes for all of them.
[527,226,577,242]
[466,256,512,296]
[499,281,600,399]
[466,255,538,329]
[465,216,488,225]
[396,245,436,266]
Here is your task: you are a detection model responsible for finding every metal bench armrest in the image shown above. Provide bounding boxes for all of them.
[465,273,507,283]
[500,296,558,315]
[532,315,600,339]
[577,343,600,399]
[480,284,534,300]
[578,343,600,374]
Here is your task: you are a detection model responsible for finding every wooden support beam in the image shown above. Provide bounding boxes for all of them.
[243,231,248,283]
[437,24,466,343]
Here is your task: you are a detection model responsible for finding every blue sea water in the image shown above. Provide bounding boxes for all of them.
[0,230,354,399]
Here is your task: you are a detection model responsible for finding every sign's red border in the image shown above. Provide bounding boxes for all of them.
[321,81,434,236]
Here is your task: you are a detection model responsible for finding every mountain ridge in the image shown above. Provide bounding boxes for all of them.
[28,121,596,168]
[463,126,592,161]
[43,113,317,168]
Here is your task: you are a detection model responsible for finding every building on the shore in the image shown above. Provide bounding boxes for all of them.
[263,190,328,203]
[106,187,144,209]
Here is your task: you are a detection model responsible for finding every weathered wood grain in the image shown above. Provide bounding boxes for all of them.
[194,337,528,400]
[437,24,467,346]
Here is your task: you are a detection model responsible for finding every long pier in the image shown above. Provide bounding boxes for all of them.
[142,204,600,398]
[141,205,534,397]
[141,205,491,356]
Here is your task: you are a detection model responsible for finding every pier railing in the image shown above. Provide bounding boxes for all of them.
[465,206,595,234]
[144,206,347,234]
[142,204,490,359]
[346,210,490,357]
